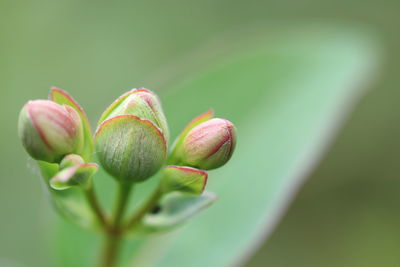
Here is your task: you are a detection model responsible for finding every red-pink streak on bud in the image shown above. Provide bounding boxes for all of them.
[95,114,167,153]
[27,100,77,150]
[135,90,157,110]
[50,88,91,132]
[186,118,235,159]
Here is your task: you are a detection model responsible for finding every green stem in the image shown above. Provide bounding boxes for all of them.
[100,234,122,267]
[84,186,109,229]
[113,182,133,228]
[125,185,163,230]
[100,182,133,267]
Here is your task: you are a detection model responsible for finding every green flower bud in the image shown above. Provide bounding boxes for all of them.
[98,88,169,143]
[94,115,167,183]
[50,162,98,190]
[171,118,236,170]
[59,154,85,169]
[18,100,84,163]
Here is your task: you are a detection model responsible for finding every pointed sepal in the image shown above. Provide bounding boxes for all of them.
[161,165,207,195]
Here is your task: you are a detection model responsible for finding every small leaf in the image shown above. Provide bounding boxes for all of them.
[49,88,93,161]
[95,115,167,182]
[38,161,100,230]
[50,163,98,190]
[161,165,207,195]
[141,191,217,232]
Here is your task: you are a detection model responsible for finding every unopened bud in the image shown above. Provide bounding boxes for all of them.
[171,118,236,170]
[59,154,85,169]
[98,88,169,143]
[50,162,98,190]
[95,115,167,183]
[18,100,84,163]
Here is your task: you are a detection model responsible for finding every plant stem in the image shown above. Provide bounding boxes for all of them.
[125,185,162,230]
[100,182,133,267]
[101,233,121,267]
[112,182,133,228]
[84,186,108,229]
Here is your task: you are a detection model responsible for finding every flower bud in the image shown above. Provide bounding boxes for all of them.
[95,115,167,183]
[59,154,85,169]
[50,162,98,190]
[172,118,236,170]
[98,89,169,143]
[18,100,84,163]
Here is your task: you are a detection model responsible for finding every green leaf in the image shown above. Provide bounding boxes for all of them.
[54,25,379,267]
[127,26,378,266]
[49,88,94,162]
[140,191,217,232]
[161,165,208,195]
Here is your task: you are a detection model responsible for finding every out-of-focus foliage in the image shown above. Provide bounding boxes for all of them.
[0,0,398,267]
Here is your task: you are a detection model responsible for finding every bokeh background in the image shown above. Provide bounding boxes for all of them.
[0,0,399,266]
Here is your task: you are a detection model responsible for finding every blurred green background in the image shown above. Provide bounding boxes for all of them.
[0,0,399,266]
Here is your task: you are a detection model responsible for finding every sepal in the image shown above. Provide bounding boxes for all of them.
[161,165,207,195]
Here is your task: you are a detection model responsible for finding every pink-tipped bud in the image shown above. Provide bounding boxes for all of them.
[174,118,236,170]
[98,89,169,143]
[18,100,84,163]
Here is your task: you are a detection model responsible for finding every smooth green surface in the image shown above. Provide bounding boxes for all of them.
[2,0,398,266]
[131,29,376,267]
[142,191,217,232]
[53,27,376,267]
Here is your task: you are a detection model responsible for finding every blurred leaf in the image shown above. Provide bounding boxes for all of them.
[140,191,217,232]
[54,25,378,267]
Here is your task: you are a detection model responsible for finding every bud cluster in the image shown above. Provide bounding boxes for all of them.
[18,87,236,235]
